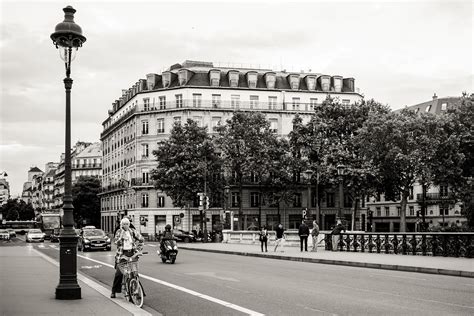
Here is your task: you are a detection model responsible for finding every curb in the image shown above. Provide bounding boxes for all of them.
[180,247,474,278]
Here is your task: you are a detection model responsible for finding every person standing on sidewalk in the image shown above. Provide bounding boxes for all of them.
[259,225,268,252]
[274,223,285,252]
[331,220,345,251]
[298,220,310,252]
[111,217,144,298]
[311,220,320,252]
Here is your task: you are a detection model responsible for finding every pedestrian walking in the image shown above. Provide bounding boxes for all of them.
[274,223,285,252]
[331,220,345,251]
[259,225,268,252]
[298,220,310,252]
[311,220,320,252]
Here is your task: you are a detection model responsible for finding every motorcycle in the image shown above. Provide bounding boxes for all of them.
[158,239,178,264]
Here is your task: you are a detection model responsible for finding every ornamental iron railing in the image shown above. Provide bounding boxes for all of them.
[324,232,473,258]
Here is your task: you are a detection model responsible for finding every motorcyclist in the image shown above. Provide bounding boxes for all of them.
[159,224,174,254]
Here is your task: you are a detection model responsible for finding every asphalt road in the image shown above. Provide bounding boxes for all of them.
[9,238,474,316]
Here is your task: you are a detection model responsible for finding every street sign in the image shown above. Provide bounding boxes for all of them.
[174,217,181,224]
[179,212,184,218]
[302,208,307,219]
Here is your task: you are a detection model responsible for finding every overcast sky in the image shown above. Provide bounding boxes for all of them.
[0,0,472,196]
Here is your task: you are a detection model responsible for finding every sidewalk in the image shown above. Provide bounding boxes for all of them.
[179,242,474,278]
[0,246,152,316]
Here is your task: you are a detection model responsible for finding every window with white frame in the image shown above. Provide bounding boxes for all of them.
[142,193,149,207]
[193,93,202,107]
[231,95,240,109]
[292,97,300,111]
[250,192,259,207]
[175,94,183,108]
[309,98,317,111]
[174,116,181,125]
[212,94,221,108]
[142,169,149,184]
[211,117,221,131]
[159,96,166,109]
[231,192,240,207]
[157,118,164,133]
[142,143,149,158]
[441,103,447,111]
[269,119,278,133]
[142,120,149,135]
[210,70,220,87]
[229,71,239,87]
[385,207,390,216]
[265,73,276,89]
[268,96,277,110]
[143,98,150,111]
[409,206,414,216]
[247,72,257,88]
[157,195,165,207]
[250,95,259,109]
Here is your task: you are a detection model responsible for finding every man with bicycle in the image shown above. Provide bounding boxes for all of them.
[111,217,144,298]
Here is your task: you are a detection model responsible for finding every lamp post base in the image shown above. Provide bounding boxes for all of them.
[56,285,81,300]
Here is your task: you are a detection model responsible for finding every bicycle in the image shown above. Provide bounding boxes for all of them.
[116,251,148,308]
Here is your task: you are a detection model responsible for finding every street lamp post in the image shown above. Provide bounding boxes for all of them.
[224,185,230,230]
[51,6,86,300]
[336,164,346,224]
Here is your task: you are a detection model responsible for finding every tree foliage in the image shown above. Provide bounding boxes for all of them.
[0,199,36,221]
[72,176,101,228]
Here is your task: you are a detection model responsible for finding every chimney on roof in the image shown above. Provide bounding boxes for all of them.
[433,93,438,100]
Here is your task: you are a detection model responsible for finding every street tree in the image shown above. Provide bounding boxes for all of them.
[72,176,101,228]
[152,119,222,231]
[216,111,277,230]
[0,199,36,221]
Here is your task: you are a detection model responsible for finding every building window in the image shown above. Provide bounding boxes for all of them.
[211,117,221,131]
[175,94,183,108]
[142,120,149,135]
[229,71,239,87]
[326,193,335,207]
[409,186,414,200]
[289,214,301,229]
[409,206,414,216]
[250,95,259,109]
[142,193,149,207]
[157,118,164,133]
[269,119,278,133]
[441,103,447,111]
[268,96,277,110]
[157,196,165,207]
[425,104,431,112]
[250,172,258,183]
[212,94,221,108]
[385,207,390,217]
[250,192,259,207]
[292,97,300,111]
[309,98,317,111]
[289,75,299,90]
[440,208,449,216]
[142,170,149,184]
[159,96,166,109]
[376,207,381,217]
[143,98,150,111]
[397,207,401,216]
[193,116,203,127]
[142,144,149,158]
[440,185,448,196]
[193,93,202,107]
[231,192,240,207]
[265,73,276,89]
[174,116,181,125]
[247,72,257,88]
[321,76,330,91]
[231,95,240,109]
[344,194,352,208]
[293,193,302,207]
[210,70,220,87]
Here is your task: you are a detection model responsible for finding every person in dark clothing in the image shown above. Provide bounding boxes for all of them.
[331,220,345,251]
[274,223,285,252]
[298,220,310,252]
[259,225,268,252]
[159,224,174,254]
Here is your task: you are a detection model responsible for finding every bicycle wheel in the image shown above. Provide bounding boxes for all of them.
[129,278,144,308]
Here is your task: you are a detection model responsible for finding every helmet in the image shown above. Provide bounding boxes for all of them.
[165,224,171,231]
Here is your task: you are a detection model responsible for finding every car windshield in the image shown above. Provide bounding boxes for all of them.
[83,229,105,237]
[29,229,42,233]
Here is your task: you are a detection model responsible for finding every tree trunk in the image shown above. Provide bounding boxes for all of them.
[400,191,409,232]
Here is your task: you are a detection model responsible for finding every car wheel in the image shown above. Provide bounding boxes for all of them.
[161,258,167,263]
[184,237,190,243]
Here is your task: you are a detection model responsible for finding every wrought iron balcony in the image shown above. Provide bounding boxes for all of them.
[416,193,456,204]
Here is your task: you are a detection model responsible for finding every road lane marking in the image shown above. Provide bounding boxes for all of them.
[76,255,265,316]
[32,249,153,316]
[186,271,240,282]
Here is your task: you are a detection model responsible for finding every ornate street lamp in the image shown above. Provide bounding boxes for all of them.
[303,169,314,224]
[51,5,86,300]
[336,164,346,223]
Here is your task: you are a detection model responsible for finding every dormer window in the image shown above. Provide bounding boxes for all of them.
[146,74,157,90]
[228,70,240,87]
[264,72,276,89]
[320,75,330,92]
[209,69,221,87]
[305,75,316,91]
[246,71,258,89]
[162,71,171,88]
[332,76,342,92]
[288,74,300,90]
[178,69,190,86]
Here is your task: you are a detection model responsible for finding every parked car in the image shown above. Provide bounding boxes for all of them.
[7,229,16,238]
[78,228,111,251]
[172,229,195,243]
[0,229,10,240]
[26,229,45,242]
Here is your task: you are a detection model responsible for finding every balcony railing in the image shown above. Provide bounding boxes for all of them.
[416,193,456,203]
[324,232,473,258]
[72,163,102,169]
[131,178,154,187]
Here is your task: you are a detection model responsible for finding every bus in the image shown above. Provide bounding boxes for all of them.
[39,213,61,240]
